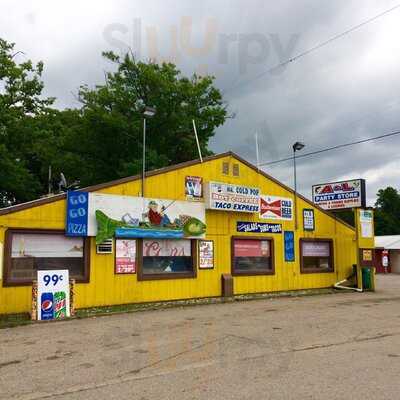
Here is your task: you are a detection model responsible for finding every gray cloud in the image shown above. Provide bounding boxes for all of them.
[1,0,400,204]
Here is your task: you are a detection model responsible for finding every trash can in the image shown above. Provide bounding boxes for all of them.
[362,267,372,291]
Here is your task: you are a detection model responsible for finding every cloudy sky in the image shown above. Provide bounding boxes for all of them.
[2,0,400,204]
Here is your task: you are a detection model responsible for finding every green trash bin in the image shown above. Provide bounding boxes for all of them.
[362,268,372,290]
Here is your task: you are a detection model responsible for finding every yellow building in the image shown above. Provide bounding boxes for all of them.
[0,152,361,315]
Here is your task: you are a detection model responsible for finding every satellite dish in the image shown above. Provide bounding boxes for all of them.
[59,173,67,192]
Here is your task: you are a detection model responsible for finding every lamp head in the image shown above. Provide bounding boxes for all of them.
[143,106,156,118]
[293,141,305,152]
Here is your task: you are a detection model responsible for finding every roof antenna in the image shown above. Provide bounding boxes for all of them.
[255,132,260,170]
[192,119,203,163]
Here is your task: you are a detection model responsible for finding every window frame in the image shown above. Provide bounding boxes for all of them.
[137,239,198,281]
[231,236,275,277]
[299,238,334,274]
[3,228,91,287]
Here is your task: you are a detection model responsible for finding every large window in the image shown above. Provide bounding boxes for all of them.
[4,229,90,286]
[232,237,274,276]
[300,239,334,273]
[137,239,196,280]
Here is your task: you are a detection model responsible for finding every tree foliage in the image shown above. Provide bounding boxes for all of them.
[374,187,400,235]
[0,42,228,206]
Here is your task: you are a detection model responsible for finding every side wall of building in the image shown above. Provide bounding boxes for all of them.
[0,155,357,314]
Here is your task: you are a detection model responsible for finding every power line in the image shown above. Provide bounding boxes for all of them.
[223,3,400,95]
[259,129,400,166]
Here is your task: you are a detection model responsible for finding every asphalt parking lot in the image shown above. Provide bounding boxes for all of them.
[1,274,400,400]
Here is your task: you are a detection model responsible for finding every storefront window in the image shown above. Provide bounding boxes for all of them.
[138,239,196,280]
[300,239,333,273]
[4,230,90,286]
[232,237,274,275]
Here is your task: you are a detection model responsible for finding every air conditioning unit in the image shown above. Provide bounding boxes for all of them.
[96,239,114,254]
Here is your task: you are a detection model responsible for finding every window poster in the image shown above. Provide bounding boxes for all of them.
[185,176,203,200]
[115,239,136,274]
[234,239,270,257]
[199,240,214,269]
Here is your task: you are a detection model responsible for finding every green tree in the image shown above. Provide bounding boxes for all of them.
[0,38,54,206]
[66,51,228,186]
[374,187,400,235]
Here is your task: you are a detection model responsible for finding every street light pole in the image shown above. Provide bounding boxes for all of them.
[292,142,305,230]
[142,117,146,197]
[141,106,156,197]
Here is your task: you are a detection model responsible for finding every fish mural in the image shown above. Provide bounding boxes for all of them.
[95,206,206,244]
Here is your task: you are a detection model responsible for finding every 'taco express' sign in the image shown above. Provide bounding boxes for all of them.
[205,182,260,213]
[312,179,366,210]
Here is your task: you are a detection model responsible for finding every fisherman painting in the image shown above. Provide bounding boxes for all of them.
[147,200,172,226]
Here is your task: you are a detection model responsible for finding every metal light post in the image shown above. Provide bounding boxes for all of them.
[292,141,305,230]
[142,106,156,197]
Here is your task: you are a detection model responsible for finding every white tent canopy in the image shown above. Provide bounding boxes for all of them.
[375,235,400,250]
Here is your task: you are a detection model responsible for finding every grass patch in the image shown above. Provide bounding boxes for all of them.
[0,313,31,329]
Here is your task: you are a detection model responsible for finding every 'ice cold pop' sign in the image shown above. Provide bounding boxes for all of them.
[37,270,70,321]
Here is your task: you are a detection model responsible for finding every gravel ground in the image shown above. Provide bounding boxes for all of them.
[1,274,400,400]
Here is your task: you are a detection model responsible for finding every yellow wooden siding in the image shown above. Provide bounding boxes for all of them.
[0,155,357,314]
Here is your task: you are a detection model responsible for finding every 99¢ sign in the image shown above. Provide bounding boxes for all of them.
[37,270,70,321]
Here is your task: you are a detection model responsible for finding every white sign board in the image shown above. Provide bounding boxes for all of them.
[37,270,70,321]
[204,182,260,213]
[259,195,293,221]
[360,210,373,238]
[312,179,366,210]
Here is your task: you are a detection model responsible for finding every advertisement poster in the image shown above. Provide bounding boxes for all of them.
[185,176,203,200]
[284,231,295,262]
[199,240,214,269]
[234,239,270,257]
[260,195,293,221]
[115,239,136,274]
[312,179,366,210]
[237,221,282,234]
[360,209,373,238]
[65,192,206,243]
[303,209,315,231]
[205,182,260,213]
[37,270,70,321]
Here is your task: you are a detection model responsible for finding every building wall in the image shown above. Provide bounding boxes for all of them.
[390,251,400,273]
[0,154,357,314]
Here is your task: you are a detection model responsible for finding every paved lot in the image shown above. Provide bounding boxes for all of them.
[1,275,400,400]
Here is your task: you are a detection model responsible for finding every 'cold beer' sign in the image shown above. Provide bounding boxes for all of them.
[312,179,366,211]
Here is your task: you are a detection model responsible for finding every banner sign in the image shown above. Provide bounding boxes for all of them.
[303,209,315,231]
[66,192,206,243]
[237,221,282,234]
[205,182,260,213]
[260,195,293,220]
[199,240,214,269]
[66,191,89,236]
[37,270,70,321]
[284,231,295,262]
[312,179,366,210]
[234,239,270,257]
[185,176,203,200]
[115,239,136,274]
